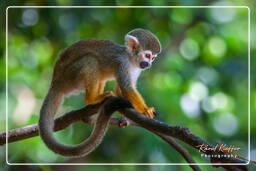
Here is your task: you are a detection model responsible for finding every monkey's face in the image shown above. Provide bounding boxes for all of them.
[137,50,157,70]
[125,33,160,70]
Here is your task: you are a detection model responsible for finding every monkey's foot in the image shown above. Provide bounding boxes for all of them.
[98,91,115,101]
[85,91,115,104]
[144,107,155,119]
[118,117,130,128]
[104,91,115,97]
[97,91,115,102]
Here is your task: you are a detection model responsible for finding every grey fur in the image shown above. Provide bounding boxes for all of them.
[39,29,161,157]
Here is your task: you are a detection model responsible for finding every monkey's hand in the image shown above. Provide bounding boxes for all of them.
[143,107,155,119]
[120,89,157,119]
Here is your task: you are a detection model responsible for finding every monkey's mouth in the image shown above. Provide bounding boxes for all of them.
[139,61,150,69]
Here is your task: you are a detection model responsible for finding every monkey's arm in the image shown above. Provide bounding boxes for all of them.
[116,64,155,118]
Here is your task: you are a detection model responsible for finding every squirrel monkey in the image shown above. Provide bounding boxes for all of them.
[39,28,161,157]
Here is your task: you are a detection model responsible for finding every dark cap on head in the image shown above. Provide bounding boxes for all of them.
[127,28,161,54]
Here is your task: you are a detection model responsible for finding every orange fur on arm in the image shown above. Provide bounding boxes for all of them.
[122,89,148,113]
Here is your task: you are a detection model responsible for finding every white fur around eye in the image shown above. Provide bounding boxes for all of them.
[143,50,152,55]
[139,50,153,58]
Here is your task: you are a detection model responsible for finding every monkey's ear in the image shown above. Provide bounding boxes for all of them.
[125,35,139,52]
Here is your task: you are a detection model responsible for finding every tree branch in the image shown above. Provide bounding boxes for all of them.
[0,97,248,170]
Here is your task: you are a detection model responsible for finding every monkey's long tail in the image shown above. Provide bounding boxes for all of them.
[38,89,112,157]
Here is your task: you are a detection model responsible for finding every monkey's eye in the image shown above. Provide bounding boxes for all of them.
[145,53,151,59]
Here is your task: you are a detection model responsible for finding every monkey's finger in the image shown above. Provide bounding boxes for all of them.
[144,107,155,119]
[153,110,160,118]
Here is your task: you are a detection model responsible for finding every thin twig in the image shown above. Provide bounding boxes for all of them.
[154,132,201,171]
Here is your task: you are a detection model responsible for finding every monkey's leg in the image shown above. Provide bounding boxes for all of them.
[122,89,155,118]
[97,81,115,101]
[85,80,114,104]
[115,86,123,97]
[98,81,106,95]
[114,86,130,127]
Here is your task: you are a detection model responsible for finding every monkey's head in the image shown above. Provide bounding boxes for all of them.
[125,28,161,70]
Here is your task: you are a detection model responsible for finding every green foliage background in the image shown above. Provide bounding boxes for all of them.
[0,0,255,171]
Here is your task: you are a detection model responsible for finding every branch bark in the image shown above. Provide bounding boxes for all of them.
[0,97,248,171]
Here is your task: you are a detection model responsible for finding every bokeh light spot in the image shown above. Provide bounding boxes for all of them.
[202,97,215,113]
[58,13,77,32]
[210,1,236,23]
[208,37,227,58]
[202,92,229,113]
[197,67,218,85]
[13,87,36,125]
[211,93,228,109]
[22,9,39,26]
[170,9,193,24]
[250,149,256,161]
[180,94,200,118]
[189,82,208,101]
[180,38,199,61]
[213,113,238,136]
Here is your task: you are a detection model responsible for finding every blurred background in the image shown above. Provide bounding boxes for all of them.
[0,0,255,171]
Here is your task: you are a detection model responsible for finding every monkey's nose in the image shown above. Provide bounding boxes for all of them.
[140,61,150,69]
